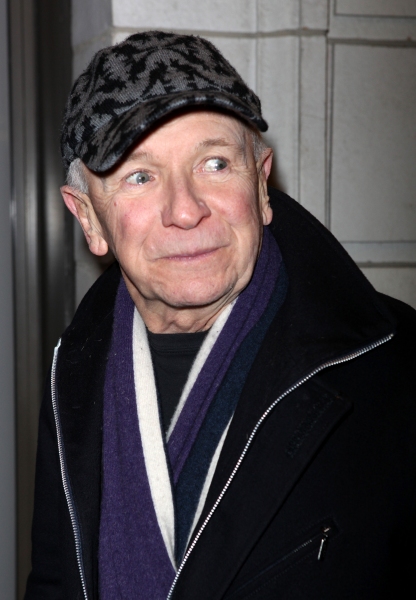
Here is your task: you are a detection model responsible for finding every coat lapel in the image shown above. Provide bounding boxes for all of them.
[171,373,352,600]
[56,263,120,599]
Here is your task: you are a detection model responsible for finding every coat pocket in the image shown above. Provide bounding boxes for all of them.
[226,518,340,600]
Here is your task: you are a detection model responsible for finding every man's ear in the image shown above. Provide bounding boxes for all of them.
[257,148,273,226]
[60,186,109,256]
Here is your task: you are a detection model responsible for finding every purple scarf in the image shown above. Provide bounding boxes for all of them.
[99,228,282,599]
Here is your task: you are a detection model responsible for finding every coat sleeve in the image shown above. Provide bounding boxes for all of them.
[24,376,63,599]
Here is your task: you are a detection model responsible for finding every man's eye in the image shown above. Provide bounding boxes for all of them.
[204,158,228,172]
[126,171,151,185]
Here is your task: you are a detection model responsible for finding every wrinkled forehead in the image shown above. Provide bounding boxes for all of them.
[119,108,254,163]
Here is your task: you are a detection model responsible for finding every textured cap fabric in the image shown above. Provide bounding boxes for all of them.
[61,30,268,173]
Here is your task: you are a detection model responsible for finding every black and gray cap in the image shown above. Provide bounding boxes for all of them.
[61,30,268,173]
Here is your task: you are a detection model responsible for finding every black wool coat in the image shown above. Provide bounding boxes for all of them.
[25,189,416,599]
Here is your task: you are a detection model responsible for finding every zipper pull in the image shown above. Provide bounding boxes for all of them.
[317,526,331,560]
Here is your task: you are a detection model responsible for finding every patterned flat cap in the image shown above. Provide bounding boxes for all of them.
[61,30,268,173]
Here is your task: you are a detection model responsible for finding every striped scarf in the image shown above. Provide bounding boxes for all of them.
[99,227,286,599]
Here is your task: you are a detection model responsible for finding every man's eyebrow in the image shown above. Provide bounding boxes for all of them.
[198,137,242,151]
[198,137,232,148]
[197,136,248,162]
[124,150,153,163]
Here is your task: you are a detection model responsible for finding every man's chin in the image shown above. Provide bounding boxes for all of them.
[153,281,235,311]
[157,292,225,310]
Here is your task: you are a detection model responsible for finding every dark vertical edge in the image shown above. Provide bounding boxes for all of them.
[8,0,42,595]
[325,40,335,231]
[0,0,16,595]
[36,0,74,376]
[8,0,73,596]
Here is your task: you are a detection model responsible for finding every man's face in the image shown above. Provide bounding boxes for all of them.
[62,111,273,332]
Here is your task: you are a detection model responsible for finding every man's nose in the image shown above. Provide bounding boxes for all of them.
[161,176,211,229]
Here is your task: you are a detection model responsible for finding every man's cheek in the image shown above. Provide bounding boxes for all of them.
[224,197,261,227]
[116,209,142,240]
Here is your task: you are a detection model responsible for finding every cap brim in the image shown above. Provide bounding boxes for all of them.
[78,90,268,173]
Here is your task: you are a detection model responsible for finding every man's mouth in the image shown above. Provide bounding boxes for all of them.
[163,248,219,261]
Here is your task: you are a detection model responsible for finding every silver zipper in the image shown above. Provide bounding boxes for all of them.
[166,333,394,599]
[51,339,89,600]
[227,523,333,599]
[317,526,331,560]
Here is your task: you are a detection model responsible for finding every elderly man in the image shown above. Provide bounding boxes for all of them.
[26,31,416,600]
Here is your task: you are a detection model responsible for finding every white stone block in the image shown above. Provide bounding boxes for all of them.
[299,36,327,223]
[336,0,416,18]
[258,0,328,32]
[112,0,256,32]
[343,241,416,264]
[330,45,416,242]
[361,267,416,309]
[329,0,416,40]
[258,36,300,197]
[258,0,300,31]
[72,0,112,47]
[301,0,329,30]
